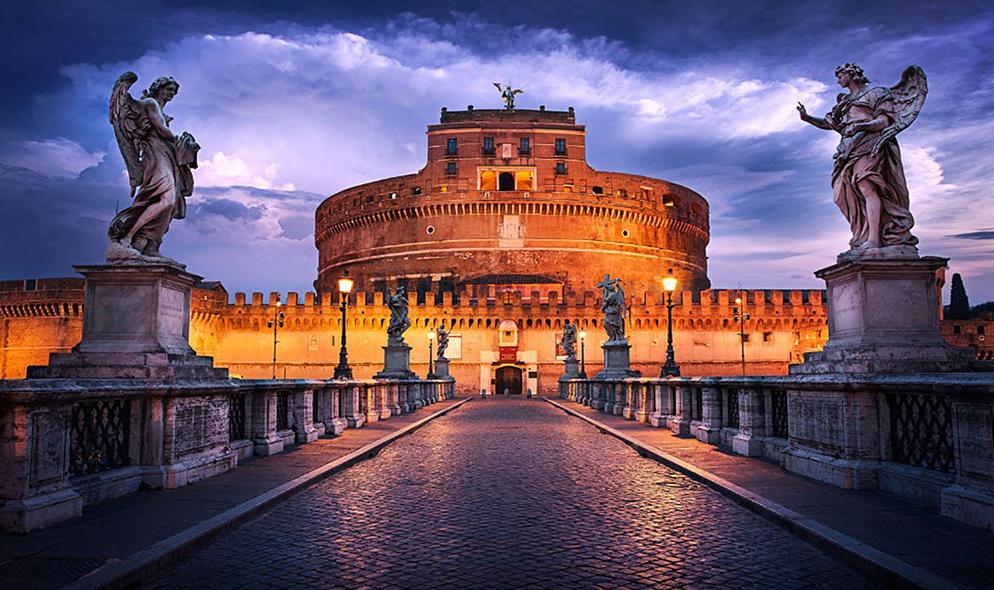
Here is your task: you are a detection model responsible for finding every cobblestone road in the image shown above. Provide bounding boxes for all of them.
[150,399,871,589]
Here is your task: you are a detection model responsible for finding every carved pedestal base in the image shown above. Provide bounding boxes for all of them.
[595,341,641,380]
[27,262,228,380]
[791,255,977,375]
[560,359,580,380]
[433,358,455,380]
[373,344,416,380]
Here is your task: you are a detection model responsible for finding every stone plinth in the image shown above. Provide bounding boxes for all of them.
[560,358,580,380]
[433,358,455,380]
[27,262,227,380]
[594,341,641,380]
[791,256,975,375]
[373,343,417,380]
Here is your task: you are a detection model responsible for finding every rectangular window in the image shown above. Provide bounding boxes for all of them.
[411,186,422,195]
[519,137,530,155]
[446,138,458,155]
[741,333,751,343]
[953,325,962,334]
[446,161,457,175]
[980,325,987,336]
[482,137,495,155]
[555,138,567,155]
[763,332,773,343]
[555,162,567,175]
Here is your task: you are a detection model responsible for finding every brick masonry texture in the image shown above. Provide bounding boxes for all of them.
[149,398,871,589]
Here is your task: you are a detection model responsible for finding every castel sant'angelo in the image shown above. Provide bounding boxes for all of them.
[5,101,989,392]
[1,102,842,394]
[9,100,991,392]
[5,99,981,393]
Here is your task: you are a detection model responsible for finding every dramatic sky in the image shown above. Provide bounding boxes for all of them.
[2,0,993,302]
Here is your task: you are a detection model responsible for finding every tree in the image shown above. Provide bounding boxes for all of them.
[948,273,971,320]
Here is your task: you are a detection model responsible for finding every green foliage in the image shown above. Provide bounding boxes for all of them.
[948,273,971,320]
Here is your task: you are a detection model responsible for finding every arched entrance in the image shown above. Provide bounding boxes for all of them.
[498,172,515,191]
[495,365,523,395]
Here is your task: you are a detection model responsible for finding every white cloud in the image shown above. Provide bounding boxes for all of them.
[1,137,104,178]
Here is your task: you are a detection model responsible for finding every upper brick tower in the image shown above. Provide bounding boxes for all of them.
[314,106,711,297]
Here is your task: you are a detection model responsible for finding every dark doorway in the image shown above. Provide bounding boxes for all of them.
[495,366,523,395]
[498,172,515,191]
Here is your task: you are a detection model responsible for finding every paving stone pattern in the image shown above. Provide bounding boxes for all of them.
[150,398,871,589]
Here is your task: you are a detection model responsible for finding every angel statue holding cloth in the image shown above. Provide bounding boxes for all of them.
[798,64,927,257]
[106,71,200,263]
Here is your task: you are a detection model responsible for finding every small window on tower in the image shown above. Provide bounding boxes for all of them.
[519,137,530,155]
[592,186,603,194]
[411,186,422,195]
[482,137,495,155]
[446,138,458,155]
[446,162,457,175]
[555,138,567,155]
[555,162,567,175]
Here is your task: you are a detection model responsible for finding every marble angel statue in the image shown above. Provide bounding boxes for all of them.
[106,71,200,262]
[797,64,927,256]
[598,274,627,342]
[386,286,411,345]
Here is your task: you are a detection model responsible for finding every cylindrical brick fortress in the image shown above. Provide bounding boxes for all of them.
[315,107,710,295]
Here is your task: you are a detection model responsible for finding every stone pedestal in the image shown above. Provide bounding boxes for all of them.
[373,343,417,380]
[433,358,455,380]
[594,341,641,380]
[27,262,228,380]
[791,256,975,375]
[560,358,580,380]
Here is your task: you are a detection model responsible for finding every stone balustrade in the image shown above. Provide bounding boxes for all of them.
[0,377,455,533]
[559,373,994,532]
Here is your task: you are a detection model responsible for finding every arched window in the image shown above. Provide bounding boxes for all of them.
[498,172,514,191]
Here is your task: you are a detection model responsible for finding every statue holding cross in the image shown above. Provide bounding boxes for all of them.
[598,274,627,343]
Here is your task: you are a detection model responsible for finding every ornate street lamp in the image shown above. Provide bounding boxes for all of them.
[267,294,284,379]
[733,293,751,376]
[579,330,588,379]
[427,330,435,378]
[333,274,354,380]
[661,268,681,377]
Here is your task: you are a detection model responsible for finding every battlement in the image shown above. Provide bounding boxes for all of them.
[436,107,576,126]
[222,286,827,316]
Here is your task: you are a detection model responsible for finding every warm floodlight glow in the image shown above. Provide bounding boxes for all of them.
[428,330,435,340]
[579,330,586,339]
[735,297,742,304]
[338,277,354,294]
[662,268,677,292]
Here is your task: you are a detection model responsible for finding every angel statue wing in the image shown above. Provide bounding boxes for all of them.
[493,82,503,92]
[511,88,524,96]
[109,71,144,196]
[872,65,928,155]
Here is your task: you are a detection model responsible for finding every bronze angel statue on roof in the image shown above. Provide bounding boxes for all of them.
[106,71,200,263]
[797,64,927,257]
[493,82,523,110]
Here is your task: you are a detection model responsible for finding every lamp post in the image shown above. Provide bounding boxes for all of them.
[427,330,435,378]
[733,293,751,376]
[267,294,284,379]
[333,274,354,380]
[661,268,681,377]
[579,330,588,378]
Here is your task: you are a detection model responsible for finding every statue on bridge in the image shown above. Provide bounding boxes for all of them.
[107,72,200,263]
[598,274,627,343]
[797,64,927,257]
[436,322,450,360]
[561,320,577,361]
[386,286,411,346]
